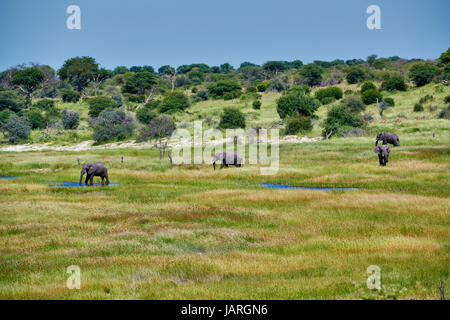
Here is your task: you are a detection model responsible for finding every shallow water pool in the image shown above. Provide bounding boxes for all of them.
[49,182,119,188]
[261,183,358,191]
[0,176,17,179]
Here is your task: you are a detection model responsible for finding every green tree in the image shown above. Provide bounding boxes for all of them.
[361,89,383,105]
[93,109,135,143]
[314,86,343,103]
[57,56,99,92]
[219,107,246,129]
[207,80,242,99]
[298,64,323,86]
[361,81,377,93]
[276,90,320,119]
[409,63,437,86]
[285,114,312,135]
[122,72,158,100]
[0,90,25,112]
[1,114,31,144]
[381,74,407,91]
[263,61,289,76]
[439,48,450,64]
[87,96,118,117]
[159,91,190,113]
[346,66,366,84]
[322,104,365,138]
[11,68,46,103]
[136,106,157,124]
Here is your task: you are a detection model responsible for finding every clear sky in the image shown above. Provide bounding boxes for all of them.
[0,0,449,71]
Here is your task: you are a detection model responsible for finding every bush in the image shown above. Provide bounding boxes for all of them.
[314,86,343,103]
[444,95,450,104]
[26,109,47,129]
[61,110,80,129]
[61,89,81,103]
[268,77,290,92]
[413,103,424,112]
[127,95,146,103]
[419,95,433,104]
[256,81,270,92]
[361,89,383,105]
[438,106,450,119]
[136,106,157,124]
[32,99,59,118]
[0,90,25,113]
[93,109,135,143]
[346,66,366,84]
[361,81,377,93]
[381,74,407,91]
[87,96,118,117]
[276,91,320,119]
[320,97,336,105]
[0,109,14,125]
[159,91,190,113]
[194,90,208,102]
[298,63,323,86]
[322,104,365,138]
[383,97,395,107]
[252,100,262,110]
[246,86,257,93]
[342,95,365,113]
[219,107,246,129]
[138,115,176,142]
[1,114,31,144]
[207,80,242,99]
[409,63,437,86]
[223,91,242,100]
[285,115,312,135]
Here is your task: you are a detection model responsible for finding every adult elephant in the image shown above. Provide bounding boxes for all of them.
[376,132,400,147]
[79,163,110,186]
[374,145,390,166]
[212,152,243,170]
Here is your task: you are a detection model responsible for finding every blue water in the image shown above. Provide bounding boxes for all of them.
[0,176,17,179]
[49,182,119,188]
[261,184,358,191]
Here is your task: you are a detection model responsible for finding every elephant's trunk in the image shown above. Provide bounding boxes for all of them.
[213,161,216,170]
[79,169,85,186]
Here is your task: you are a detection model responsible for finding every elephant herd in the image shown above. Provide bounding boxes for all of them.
[79,132,399,185]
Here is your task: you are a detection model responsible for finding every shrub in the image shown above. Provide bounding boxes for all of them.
[144,100,161,110]
[419,95,433,104]
[361,81,376,93]
[342,95,366,113]
[268,77,290,92]
[320,97,336,105]
[93,109,135,143]
[344,89,354,95]
[0,109,14,125]
[276,91,320,119]
[26,109,47,129]
[61,110,80,129]
[285,115,312,135]
[409,63,437,86]
[159,91,190,113]
[413,103,424,112]
[1,114,31,144]
[138,114,176,142]
[194,90,208,102]
[207,80,242,99]
[252,100,262,110]
[361,89,383,105]
[32,99,59,118]
[219,107,246,129]
[381,74,407,91]
[87,96,118,117]
[191,87,198,93]
[223,91,242,100]
[314,86,343,103]
[438,106,450,119]
[0,90,26,112]
[322,104,365,138]
[298,63,323,86]
[127,95,146,103]
[383,97,395,107]
[61,89,81,103]
[444,95,450,104]
[246,86,257,93]
[256,81,270,92]
[346,66,366,84]
[136,106,157,124]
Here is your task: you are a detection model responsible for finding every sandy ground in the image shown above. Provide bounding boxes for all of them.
[0,135,322,152]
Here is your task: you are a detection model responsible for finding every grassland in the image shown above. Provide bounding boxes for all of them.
[0,83,449,299]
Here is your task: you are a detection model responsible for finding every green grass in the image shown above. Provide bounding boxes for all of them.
[0,83,448,299]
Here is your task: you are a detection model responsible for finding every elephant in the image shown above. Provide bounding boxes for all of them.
[376,132,400,147]
[374,145,390,166]
[79,163,110,186]
[212,152,243,170]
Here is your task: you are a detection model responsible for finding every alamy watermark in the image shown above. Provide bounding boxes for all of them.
[66,5,81,30]
[66,265,81,289]
[366,265,381,290]
[366,5,381,30]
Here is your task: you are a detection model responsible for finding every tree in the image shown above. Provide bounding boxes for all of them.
[57,56,99,92]
[1,114,30,144]
[238,66,264,84]
[93,109,135,143]
[439,48,450,64]
[276,90,320,119]
[61,110,80,129]
[314,86,343,104]
[136,106,157,124]
[158,65,177,92]
[361,81,377,93]
[92,68,111,96]
[381,74,407,91]
[11,68,45,103]
[219,107,246,129]
[122,72,158,101]
[409,63,437,87]
[362,89,383,105]
[342,95,365,113]
[113,66,129,75]
[61,89,81,103]
[285,114,312,135]
[159,91,190,113]
[0,90,25,112]
[220,63,234,73]
[263,61,289,76]
[298,63,323,86]
[346,66,366,84]
[207,80,242,99]
[87,96,118,117]
[367,54,377,66]
[138,115,176,159]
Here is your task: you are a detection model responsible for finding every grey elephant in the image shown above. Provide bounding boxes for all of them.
[376,132,400,147]
[374,145,390,166]
[212,152,243,170]
[79,163,110,186]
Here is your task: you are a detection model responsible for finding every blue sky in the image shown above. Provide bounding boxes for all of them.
[0,0,448,71]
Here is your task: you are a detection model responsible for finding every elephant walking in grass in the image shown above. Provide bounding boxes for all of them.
[80,163,110,186]
[376,132,400,147]
[213,152,243,170]
[374,145,390,166]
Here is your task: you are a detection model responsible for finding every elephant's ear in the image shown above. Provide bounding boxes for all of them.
[87,167,96,175]
[373,146,380,153]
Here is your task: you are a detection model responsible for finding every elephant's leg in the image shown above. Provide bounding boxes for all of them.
[105,175,110,186]
[90,175,94,186]
[101,176,105,186]
[378,155,383,166]
[85,174,90,185]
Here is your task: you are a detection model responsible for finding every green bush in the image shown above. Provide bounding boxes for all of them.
[438,106,450,119]
[138,115,176,142]
[314,86,343,103]
[93,109,135,143]
[256,81,270,92]
[321,97,336,105]
[268,77,290,92]
[444,95,450,104]
[346,66,366,84]
[219,107,246,129]
[87,96,118,117]
[285,115,312,135]
[1,114,31,144]
[26,109,47,129]
[361,89,383,105]
[361,81,377,93]
[207,80,242,99]
[61,89,81,103]
[0,109,14,125]
[322,104,365,138]
[276,90,320,119]
[0,90,26,112]
[409,63,437,87]
[381,74,407,91]
[419,95,433,104]
[61,110,80,129]
[246,86,257,93]
[127,95,146,103]
[383,97,395,107]
[223,91,242,100]
[159,91,190,113]
[252,100,262,110]
[136,106,157,124]
[342,95,366,113]
[32,99,59,118]
[413,103,424,112]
